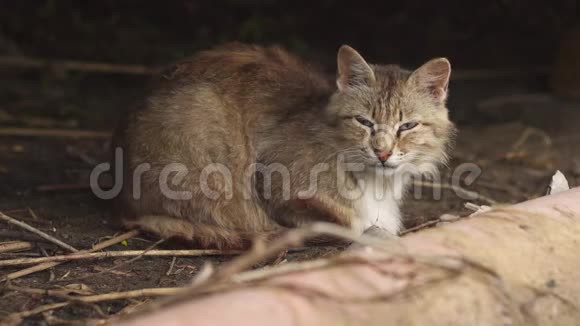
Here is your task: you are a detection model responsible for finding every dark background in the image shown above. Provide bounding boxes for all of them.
[2,0,578,67]
[0,0,579,128]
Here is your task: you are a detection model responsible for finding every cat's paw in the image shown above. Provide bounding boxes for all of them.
[348,225,398,251]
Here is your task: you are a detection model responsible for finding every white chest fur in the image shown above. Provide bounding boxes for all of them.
[352,171,403,236]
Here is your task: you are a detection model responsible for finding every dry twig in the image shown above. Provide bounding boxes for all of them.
[0,249,243,267]
[0,211,78,252]
[59,238,166,282]
[400,220,440,235]
[38,246,56,282]
[232,259,335,284]
[4,286,179,324]
[0,55,158,75]
[8,284,179,301]
[1,230,139,282]
[0,241,34,253]
[3,302,70,323]
[166,257,177,276]
[35,184,92,192]
[0,127,111,139]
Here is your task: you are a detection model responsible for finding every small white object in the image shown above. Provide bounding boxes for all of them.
[547,170,569,195]
[439,214,460,222]
[466,204,492,217]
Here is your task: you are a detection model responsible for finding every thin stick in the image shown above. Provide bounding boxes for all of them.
[166,257,177,276]
[1,230,139,282]
[35,184,91,192]
[413,181,498,205]
[38,246,56,282]
[3,302,70,323]
[0,249,243,267]
[0,252,41,257]
[0,211,78,253]
[8,284,180,301]
[211,223,378,282]
[232,259,333,284]
[61,238,166,282]
[400,220,440,235]
[0,241,34,253]
[0,127,111,139]
[0,55,158,75]
[27,208,40,220]
[5,286,181,322]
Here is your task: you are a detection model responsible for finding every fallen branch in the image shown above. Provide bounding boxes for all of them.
[0,252,41,257]
[35,183,91,192]
[4,302,70,323]
[0,241,34,253]
[4,286,179,324]
[0,211,78,253]
[0,249,243,267]
[0,127,111,139]
[8,284,179,301]
[400,219,440,235]
[166,257,177,276]
[56,238,166,282]
[1,230,139,282]
[0,55,158,75]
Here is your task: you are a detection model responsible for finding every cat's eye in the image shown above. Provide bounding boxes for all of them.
[355,116,374,128]
[398,122,419,133]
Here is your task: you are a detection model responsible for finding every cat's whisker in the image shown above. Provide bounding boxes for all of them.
[322,146,365,163]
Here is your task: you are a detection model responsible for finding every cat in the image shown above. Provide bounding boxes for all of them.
[113,43,455,249]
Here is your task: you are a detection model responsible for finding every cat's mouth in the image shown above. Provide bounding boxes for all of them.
[374,162,398,170]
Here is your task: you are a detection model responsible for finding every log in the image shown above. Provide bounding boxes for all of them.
[120,188,580,325]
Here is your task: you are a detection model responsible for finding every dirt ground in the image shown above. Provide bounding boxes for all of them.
[0,70,579,324]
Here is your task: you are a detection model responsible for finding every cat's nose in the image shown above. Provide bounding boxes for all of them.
[375,150,392,163]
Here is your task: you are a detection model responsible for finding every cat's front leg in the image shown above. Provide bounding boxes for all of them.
[348,225,399,251]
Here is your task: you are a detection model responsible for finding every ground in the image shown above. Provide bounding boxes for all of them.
[0,69,579,324]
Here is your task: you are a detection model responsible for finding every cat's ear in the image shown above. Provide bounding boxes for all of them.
[337,45,375,92]
[410,58,451,103]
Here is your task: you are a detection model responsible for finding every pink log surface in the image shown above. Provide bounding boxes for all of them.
[121,187,580,326]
